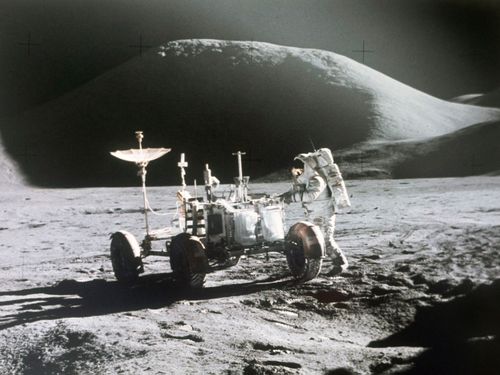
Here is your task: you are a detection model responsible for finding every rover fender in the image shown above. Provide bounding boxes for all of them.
[110,230,144,283]
[286,221,325,259]
[110,230,142,258]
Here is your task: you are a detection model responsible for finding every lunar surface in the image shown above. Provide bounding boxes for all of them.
[1,177,499,374]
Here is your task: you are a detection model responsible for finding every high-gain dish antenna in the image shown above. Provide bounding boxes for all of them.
[110,131,171,235]
[110,131,170,165]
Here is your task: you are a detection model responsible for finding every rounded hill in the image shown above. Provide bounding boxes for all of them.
[1,39,498,186]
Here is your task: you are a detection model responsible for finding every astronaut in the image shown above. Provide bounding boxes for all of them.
[281,148,350,275]
[203,163,220,202]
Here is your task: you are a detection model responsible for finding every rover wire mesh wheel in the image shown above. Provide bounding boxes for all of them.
[216,254,241,269]
[110,231,143,284]
[224,256,241,267]
[285,222,324,281]
[169,233,208,288]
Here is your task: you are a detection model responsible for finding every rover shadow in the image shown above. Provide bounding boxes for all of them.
[0,273,294,330]
[368,279,500,375]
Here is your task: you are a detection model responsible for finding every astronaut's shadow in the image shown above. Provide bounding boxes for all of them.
[0,273,292,330]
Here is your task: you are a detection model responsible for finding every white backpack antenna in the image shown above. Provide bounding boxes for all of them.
[308,135,317,152]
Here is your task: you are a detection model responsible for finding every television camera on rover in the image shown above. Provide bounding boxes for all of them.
[109,131,326,287]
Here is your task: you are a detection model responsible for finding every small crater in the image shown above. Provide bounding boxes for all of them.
[307,289,351,303]
[371,285,401,296]
[395,264,411,273]
[263,360,301,369]
[28,223,46,229]
[243,359,301,375]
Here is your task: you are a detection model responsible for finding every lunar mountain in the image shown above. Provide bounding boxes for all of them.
[1,39,499,187]
[0,141,24,186]
[333,119,500,179]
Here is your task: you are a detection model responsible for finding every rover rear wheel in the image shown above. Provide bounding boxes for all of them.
[170,233,208,288]
[110,231,143,284]
[285,222,325,281]
[224,256,241,267]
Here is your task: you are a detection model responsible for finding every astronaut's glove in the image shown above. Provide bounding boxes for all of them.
[279,191,293,204]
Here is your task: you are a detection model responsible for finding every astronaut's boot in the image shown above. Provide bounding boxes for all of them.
[325,242,348,276]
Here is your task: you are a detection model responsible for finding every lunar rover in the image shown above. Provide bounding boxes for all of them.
[109,131,325,287]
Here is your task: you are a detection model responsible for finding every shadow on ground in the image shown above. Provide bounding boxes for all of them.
[368,279,500,375]
[0,273,293,330]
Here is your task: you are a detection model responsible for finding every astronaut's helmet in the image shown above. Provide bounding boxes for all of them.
[294,152,316,170]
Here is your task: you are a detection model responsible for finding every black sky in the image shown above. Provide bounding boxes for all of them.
[1,0,499,118]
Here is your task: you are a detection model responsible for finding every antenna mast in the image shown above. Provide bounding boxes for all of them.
[308,135,317,152]
[177,153,188,191]
[110,130,171,237]
[136,131,150,235]
[232,151,247,202]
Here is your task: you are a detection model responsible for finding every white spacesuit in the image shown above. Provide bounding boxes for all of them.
[283,148,350,275]
[203,164,220,202]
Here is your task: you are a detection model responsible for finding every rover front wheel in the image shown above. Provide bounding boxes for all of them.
[110,231,143,284]
[170,233,208,288]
